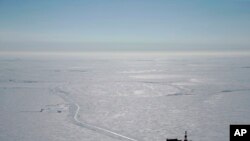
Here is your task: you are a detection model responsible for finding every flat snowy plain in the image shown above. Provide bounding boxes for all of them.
[0,52,250,141]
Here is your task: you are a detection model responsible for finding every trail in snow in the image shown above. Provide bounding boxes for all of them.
[52,86,139,141]
[72,103,138,141]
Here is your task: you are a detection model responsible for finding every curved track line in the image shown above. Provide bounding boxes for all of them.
[53,87,139,141]
[72,103,138,141]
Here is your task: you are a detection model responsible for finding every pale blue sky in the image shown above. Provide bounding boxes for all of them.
[0,0,250,52]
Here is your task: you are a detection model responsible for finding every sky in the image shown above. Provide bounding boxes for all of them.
[0,0,250,52]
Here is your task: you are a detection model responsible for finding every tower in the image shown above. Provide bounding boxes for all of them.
[184,131,188,141]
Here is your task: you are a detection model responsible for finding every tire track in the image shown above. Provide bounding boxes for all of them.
[52,86,139,141]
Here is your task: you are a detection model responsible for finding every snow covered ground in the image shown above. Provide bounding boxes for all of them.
[1,52,250,141]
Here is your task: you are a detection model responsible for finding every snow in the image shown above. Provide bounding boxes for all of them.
[1,53,250,141]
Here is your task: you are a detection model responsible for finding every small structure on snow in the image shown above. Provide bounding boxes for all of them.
[166,131,189,141]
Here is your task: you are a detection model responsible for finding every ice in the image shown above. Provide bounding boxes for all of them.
[1,53,250,141]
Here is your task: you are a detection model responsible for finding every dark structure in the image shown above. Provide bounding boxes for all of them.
[166,139,181,141]
[184,131,188,141]
[166,131,189,141]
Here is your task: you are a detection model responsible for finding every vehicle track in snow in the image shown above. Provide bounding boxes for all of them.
[51,86,139,141]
